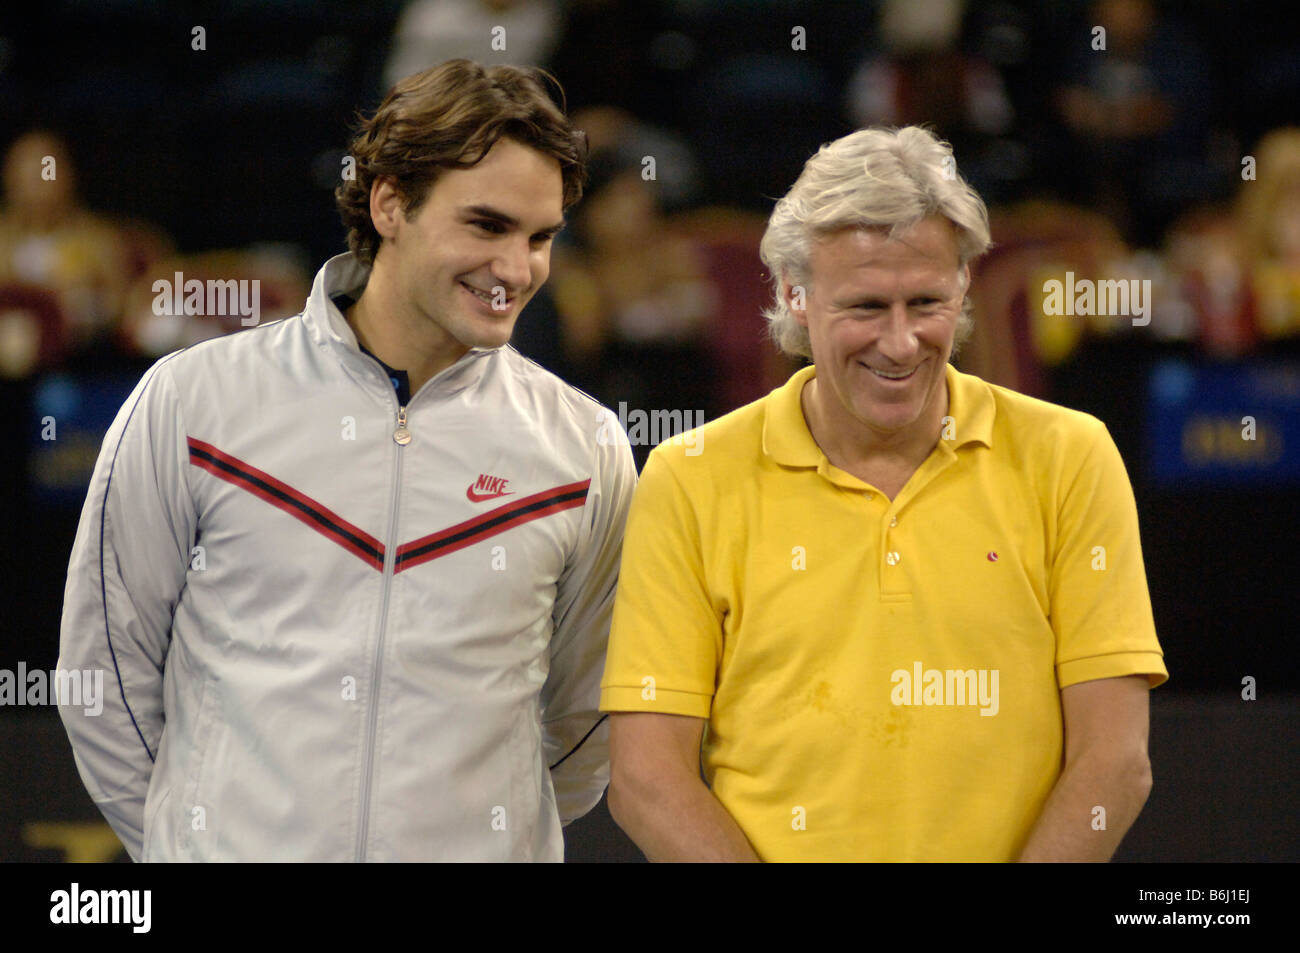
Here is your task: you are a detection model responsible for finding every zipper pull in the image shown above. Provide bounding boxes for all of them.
[393,405,411,445]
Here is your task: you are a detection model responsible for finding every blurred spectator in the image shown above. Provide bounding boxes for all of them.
[1149,127,1300,358]
[548,147,717,460]
[1163,206,1255,358]
[120,246,312,358]
[844,0,1016,199]
[673,206,800,414]
[513,110,789,418]
[1054,0,1215,248]
[384,0,562,87]
[1238,127,1300,342]
[570,105,700,211]
[966,199,1125,394]
[511,105,702,388]
[0,131,135,372]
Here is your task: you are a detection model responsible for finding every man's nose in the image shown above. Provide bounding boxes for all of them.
[876,304,919,360]
[491,238,532,292]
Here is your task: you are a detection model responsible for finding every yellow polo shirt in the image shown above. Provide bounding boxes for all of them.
[600,363,1167,861]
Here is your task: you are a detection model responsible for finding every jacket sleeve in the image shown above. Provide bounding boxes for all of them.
[56,356,197,861]
[541,406,637,826]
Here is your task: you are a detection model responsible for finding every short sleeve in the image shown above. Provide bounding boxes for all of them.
[599,446,721,718]
[1050,421,1169,689]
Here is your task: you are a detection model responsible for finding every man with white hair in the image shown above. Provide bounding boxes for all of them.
[599,126,1167,861]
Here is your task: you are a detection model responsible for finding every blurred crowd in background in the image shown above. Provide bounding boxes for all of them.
[3,0,1299,399]
[1,0,1298,679]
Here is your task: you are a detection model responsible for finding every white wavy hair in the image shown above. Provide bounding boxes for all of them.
[759,126,992,359]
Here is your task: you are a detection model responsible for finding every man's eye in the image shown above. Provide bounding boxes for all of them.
[474,220,505,234]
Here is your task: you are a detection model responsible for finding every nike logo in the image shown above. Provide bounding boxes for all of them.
[466,473,513,503]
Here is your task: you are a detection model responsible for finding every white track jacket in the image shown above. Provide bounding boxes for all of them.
[57,252,637,861]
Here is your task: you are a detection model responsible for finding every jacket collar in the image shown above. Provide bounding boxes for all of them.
[303,252,495,398]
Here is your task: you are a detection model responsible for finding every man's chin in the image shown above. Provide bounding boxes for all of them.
[460,324,516,350]
[851,400,923,434]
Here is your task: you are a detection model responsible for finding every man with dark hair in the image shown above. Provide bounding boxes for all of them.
[57,59,635,861]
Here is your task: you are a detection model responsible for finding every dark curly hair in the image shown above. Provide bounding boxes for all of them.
[335,59,587,265]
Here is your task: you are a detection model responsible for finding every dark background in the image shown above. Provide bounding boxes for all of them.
[0,0,1296,862]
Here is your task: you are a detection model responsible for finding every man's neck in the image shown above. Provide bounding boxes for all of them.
[801,374,947,486]
[344,263,469,397]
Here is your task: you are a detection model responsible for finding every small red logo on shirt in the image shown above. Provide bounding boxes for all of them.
[987,551,999,562]
[467,473,513,503]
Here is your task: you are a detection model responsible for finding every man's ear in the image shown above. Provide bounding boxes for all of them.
[783,276,809,328]
[369,176,404,241]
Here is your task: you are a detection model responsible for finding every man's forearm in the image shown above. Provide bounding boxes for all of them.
[608,773,760,862]
[60,717,149,861]
[1017,753,1153,862]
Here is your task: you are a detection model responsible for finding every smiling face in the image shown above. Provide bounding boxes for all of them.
[372,136,566,354]
[788,215,969,453]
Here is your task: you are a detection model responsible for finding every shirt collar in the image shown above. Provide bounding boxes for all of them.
[304,252,373,352]
[944,362,995,450]
[761,365,822,467]
[303,251,496,396]
[762,361,995,468]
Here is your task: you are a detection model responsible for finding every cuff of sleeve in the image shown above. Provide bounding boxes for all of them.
[1058,651,1169,690]
[599,685,713,718]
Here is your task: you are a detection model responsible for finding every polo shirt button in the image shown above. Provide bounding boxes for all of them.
[889,516,898,527]
[886,551,900,565]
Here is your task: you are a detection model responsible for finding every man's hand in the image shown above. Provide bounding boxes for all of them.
[607,711,760,862]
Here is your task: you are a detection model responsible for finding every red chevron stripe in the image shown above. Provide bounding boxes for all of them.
[394,479,590,573]
[187,437,385,570]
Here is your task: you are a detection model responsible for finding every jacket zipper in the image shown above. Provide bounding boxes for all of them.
[355,399,409,861]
